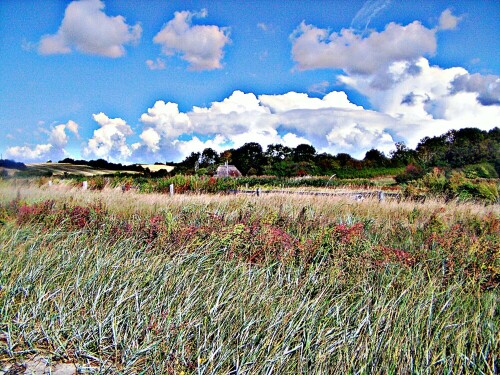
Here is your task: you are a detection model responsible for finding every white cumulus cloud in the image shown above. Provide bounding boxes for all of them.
[83,112,133,160]
[139,128,161,152]
[173,134,228,160]
[66,120,79,135]
[259,91,361,113]
[450,73,500,106]
[438,9,462,30]
[132,90,399,161]
[140,101,192,139]
[39,0,141,57]
[4,120,79,162]
[339,58,500,148]
[48,124,69,149]
[5,144,53,162]
[291,20,436,75]
[153,9,230,70]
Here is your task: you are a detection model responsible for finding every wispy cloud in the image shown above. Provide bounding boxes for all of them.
[146,58,166,70]
[308,81,330,95]
[350,0,391,32]
[257,22,268,32]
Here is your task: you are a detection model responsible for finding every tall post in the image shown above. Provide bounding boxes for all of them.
[378,191,385,203]
[169,183,174,197]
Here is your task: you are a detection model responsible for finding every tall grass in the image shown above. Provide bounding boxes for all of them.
[0,182,498,374]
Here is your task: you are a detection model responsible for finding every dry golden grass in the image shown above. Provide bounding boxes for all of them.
[1,180,497,226]
[140,164,175,173]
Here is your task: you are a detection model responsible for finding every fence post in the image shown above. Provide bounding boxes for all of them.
[256,187,261,197]
[82,181,88,190]
[170,183,174,197]
[378,191,385,203]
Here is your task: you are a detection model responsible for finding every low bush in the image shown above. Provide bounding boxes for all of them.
[395,164,425,184]
[463,162,498,179]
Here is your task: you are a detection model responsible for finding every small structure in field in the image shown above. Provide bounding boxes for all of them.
[215,164,242,177]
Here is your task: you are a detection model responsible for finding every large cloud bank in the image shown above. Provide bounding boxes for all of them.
[129,62,498,163]
[9,63,498,163]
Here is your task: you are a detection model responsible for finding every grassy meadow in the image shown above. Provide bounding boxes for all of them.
[0,180,498,374]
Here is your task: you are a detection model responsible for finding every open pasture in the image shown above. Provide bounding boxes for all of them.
[0,181,498,374]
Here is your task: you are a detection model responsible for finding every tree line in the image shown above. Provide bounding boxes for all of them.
[174,127,500,178]
[2,127,498,180]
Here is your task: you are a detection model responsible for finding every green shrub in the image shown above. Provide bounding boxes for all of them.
[421,168,448,194]
[395,164,425,184]
[476,181,499,202]
[88,176,106,190]
[463,163,499,179]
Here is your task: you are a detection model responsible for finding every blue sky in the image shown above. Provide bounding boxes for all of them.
[1,0,499,163]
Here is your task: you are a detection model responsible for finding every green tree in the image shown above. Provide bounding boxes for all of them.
[336,153,354,167]
[315,153,340,175]
[200,148,220,168]
[391,142,417,166]
[176,152,201,174]
[265,144,292,163]
[232,142,265,175]
[363,149,389,167]
[293,144,316,162]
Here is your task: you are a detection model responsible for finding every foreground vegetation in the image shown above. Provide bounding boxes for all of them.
[0,182,498,374]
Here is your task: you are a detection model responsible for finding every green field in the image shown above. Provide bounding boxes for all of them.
[0,181,498,374]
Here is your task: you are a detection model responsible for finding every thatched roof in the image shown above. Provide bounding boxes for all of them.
[215,164,242,177]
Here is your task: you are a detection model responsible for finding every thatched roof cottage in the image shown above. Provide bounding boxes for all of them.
[215,164,242,177]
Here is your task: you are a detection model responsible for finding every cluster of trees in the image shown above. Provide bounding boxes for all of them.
[175,143,390,176]
[174,127,500,177]
[0,159,27,170]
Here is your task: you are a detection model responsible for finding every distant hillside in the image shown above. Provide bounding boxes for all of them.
[24,163,142,177]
